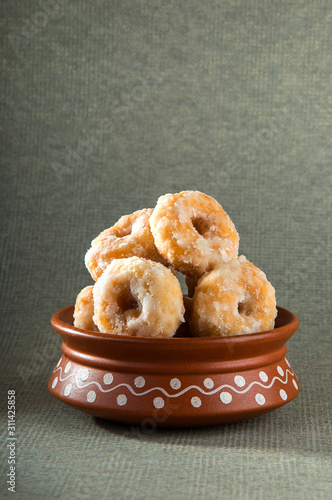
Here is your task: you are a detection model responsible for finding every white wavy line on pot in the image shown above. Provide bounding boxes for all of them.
[53,364,296,398]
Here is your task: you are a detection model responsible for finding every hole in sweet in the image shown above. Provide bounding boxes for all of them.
[117,288,138,312]
[238,301,253,316]
[191,216,210,236]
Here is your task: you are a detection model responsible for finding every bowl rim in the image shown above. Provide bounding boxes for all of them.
[51,305,299,346]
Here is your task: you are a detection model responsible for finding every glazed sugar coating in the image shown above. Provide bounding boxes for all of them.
[150,191,239,278]
[190,256,277,337]
[93,257,185,337]
[73,285,99,332]
[85,209,166,281]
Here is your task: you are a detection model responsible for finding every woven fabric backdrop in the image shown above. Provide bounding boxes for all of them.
[1,1,331,499]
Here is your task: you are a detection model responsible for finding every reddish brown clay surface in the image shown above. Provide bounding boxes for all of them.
[48,306,300,427]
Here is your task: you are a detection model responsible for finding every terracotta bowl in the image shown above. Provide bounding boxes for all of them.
[48,306,300,428]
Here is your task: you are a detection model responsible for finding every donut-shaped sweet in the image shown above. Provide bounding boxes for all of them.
[73,285,99,332]
[150,191,239,278]
[93,257,184,337]
[190,256,277,337]
[85,209,166,281]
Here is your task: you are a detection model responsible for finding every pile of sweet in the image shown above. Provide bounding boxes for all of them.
[73,190,277,338]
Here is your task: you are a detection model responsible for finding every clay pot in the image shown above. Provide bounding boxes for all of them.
[48,306,300,428]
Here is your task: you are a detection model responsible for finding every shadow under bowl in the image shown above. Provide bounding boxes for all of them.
[48,306,300,428]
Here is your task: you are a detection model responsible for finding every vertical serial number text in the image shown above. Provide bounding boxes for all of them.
[7,390,16,493]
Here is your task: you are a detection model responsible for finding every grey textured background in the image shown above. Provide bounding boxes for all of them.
[1,1,331,499]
